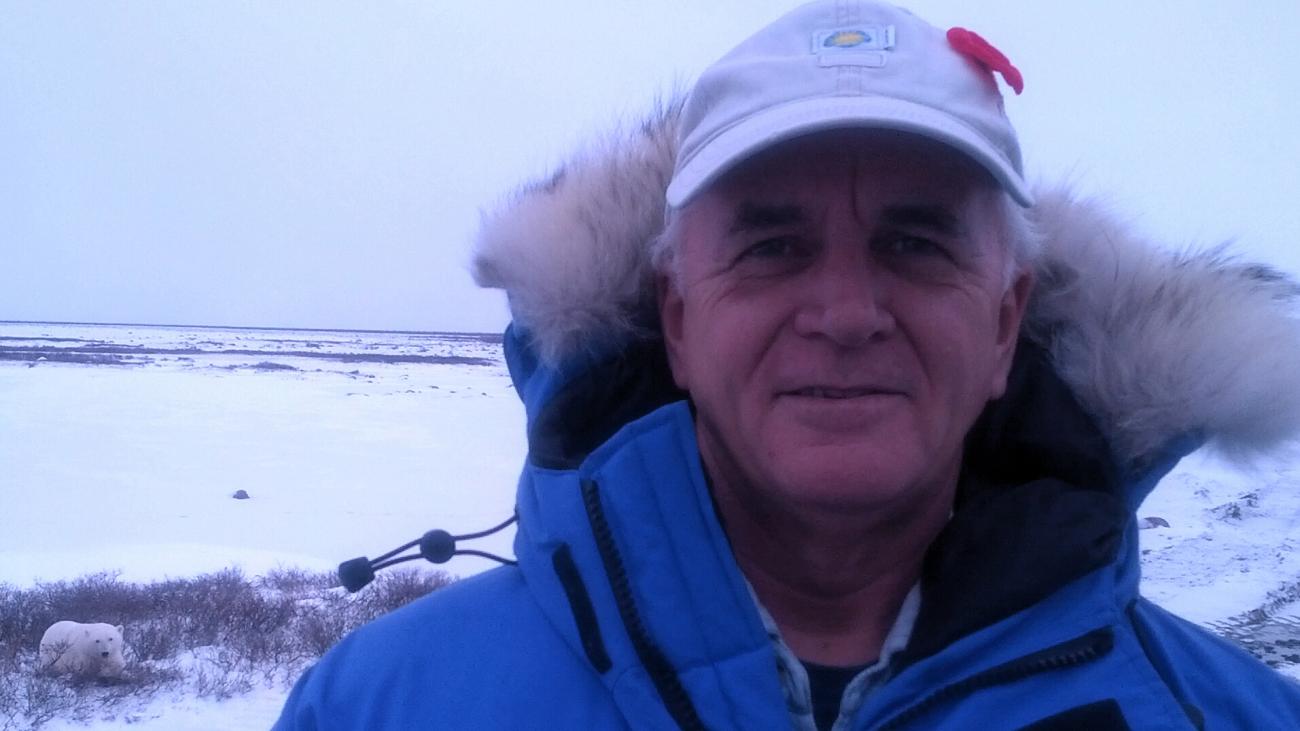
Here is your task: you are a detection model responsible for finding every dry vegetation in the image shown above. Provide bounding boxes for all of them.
[0,567,453,730]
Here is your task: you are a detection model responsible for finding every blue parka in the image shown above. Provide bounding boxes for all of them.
[275,330,1300,730]
[276,108,1300,729]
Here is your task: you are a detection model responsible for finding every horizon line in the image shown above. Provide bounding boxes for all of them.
[0,319,501,338]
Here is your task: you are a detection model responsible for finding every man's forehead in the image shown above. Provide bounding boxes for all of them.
[727,202,807,234]
[725,199,969,237]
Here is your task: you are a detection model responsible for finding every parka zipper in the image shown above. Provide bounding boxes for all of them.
[873,627,1114,730]
[580,479,707,731]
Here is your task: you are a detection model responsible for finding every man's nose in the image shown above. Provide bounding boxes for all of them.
[792,251,893,346]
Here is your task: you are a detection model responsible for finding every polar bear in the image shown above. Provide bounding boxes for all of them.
[38,621,127,678]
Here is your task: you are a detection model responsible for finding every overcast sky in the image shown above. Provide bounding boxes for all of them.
[2,2,1297,333]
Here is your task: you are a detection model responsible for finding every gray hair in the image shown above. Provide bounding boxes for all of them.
[651,190,1041,291]
[993,193,1043,287]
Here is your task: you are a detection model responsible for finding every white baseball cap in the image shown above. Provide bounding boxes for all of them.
[666,0,1032,209]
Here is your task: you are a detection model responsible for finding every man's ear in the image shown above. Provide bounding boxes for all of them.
[657,271,690,391]
[989,269,1035,399]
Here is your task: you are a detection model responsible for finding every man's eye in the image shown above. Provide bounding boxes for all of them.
[739,237,802,260]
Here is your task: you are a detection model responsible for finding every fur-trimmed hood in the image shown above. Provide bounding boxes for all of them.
[473,104,1300,471]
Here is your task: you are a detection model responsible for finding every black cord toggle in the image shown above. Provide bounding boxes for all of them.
[338,514,519,593]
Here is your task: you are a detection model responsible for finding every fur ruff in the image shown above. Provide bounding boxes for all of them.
[473,105,1300,468]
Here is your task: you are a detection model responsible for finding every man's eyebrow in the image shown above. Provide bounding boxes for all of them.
[727,202,809,234]
[879,204,966,236]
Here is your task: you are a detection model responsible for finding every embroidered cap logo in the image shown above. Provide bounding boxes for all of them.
[824,30,872,48]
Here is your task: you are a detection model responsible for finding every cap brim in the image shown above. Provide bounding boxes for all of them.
[666,96,1034,208]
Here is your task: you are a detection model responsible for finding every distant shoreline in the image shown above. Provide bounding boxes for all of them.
[0,319,502,340]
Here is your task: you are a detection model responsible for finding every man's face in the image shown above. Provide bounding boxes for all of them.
[659,131,1032,517]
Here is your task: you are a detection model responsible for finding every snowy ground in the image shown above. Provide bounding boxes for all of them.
[1,322,524,729]
[0,322,523,588]
[3,321,1300,728]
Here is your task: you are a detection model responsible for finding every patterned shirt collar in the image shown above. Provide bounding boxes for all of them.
[749,582,922,731]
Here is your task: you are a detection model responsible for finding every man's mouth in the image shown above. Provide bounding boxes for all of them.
[786,386,892,399]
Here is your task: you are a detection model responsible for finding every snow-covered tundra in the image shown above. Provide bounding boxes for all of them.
[38,621,127,678]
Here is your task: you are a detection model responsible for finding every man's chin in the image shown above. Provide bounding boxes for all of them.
[768,457,932,514]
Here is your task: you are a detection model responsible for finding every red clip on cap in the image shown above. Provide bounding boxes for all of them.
[947,27,1024,95]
